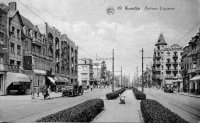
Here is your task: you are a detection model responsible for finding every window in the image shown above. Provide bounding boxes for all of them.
[35,31,38,38]
[17,45,21,55]
[157,46,160,50]
[0,32,4,41]
[17,61,21,68]
[10,43,15,54]
[10,60,15,65]
[12,27,15,33]
[81,73,88,75]
[17,29,20,39]
[0,32,3,45]
[25,41,28,51]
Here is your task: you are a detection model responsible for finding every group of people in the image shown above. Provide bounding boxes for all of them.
[42,86,51,99]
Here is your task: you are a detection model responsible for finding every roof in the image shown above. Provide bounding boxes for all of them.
[21,15,34,29]
[8,10,24,26]
[155,34,167,46]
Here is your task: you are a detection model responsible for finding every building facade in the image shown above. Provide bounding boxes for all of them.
[181,29,200,94]
[152,34,183,88]
[78,59,93,89]
[0,3,9,95]
[0,2,78,95]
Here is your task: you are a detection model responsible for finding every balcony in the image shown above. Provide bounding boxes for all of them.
[156,56,161,60]
[173,55,178,60]
[0,63,20,72]
[155,61,161,66]
[24,50,46,59]
[32,38,43,46]
[172,62,178,67]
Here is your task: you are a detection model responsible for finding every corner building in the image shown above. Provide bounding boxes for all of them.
[152,34,183,89]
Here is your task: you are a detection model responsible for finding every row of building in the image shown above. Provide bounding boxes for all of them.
[142,29,200,94]
[0,2,78,95]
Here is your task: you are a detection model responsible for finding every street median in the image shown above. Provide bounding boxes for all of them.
[140,99,188,123]
[132,87,146,100]
[106,88,126,100]
[36,98,104,122]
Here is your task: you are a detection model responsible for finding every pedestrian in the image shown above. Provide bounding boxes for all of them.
[91,84,93,91]
[47,87,51,99]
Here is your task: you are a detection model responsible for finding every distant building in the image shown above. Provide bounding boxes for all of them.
[78,59,93,89]
[152,34,183,88]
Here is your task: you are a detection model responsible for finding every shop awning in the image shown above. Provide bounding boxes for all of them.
[55,76,66,83]
[48,77,56,83]
[172,79,183,83]
[190,75,200,81]
[54,76,70,84]
[165,80,174,85]
[6,72,31,89]
[63,77,70,83]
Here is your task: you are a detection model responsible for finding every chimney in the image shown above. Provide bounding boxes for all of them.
[9,2,17,11]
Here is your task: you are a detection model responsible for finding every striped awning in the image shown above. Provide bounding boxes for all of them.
[55,76,66,83]
[190,75,200,81]
[55,76,70,83]
[6,72,31,89]
[48,77,56,83]
[63,77,70,83]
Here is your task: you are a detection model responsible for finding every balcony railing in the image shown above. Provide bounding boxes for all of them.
[24,50,52,60]
[32,38,43,45]
[0,63,20,72]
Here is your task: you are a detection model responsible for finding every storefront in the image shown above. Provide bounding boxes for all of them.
[190,75,200,94]
[0,72,6,95]
[33,69,46,95]
[54,76,69,92]
[6,72,31,95]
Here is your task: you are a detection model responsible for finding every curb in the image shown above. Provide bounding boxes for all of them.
[178,93,200,98]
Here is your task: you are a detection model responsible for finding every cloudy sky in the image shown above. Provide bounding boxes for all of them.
[2,0,200,79]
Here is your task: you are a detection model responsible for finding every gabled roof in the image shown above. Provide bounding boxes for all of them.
[9,10,24,26]
[155,34,167,46]
[21,15,34,29]
[33,25,41,35]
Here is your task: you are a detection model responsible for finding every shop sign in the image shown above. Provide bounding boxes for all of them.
[34,69,46,75]
[13,82,20,85]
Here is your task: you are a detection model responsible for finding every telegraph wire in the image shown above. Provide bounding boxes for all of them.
[16,0,46,23]
[176,21,200,44]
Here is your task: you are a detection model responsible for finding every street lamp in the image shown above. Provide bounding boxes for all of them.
[31,63,35,99]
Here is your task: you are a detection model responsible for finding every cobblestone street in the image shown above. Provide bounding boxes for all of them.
[0,88,111,122]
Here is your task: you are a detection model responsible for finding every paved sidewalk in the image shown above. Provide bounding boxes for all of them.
[0,88,103,101]
[92,89,142,122]
[177,92,200,98]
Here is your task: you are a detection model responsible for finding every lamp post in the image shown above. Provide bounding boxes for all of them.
[31,63,35,99]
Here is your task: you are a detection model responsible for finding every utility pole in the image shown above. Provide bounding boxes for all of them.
[112,49,114,92]
[142,48,144,92]
[121,66,122,88]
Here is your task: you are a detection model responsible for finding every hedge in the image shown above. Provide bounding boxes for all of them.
[106,88,126,100]
[132,87,146,100]
[141,99,188,123]
[36,98,104,122]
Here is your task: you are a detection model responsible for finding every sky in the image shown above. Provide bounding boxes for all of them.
[1,0,200,79]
